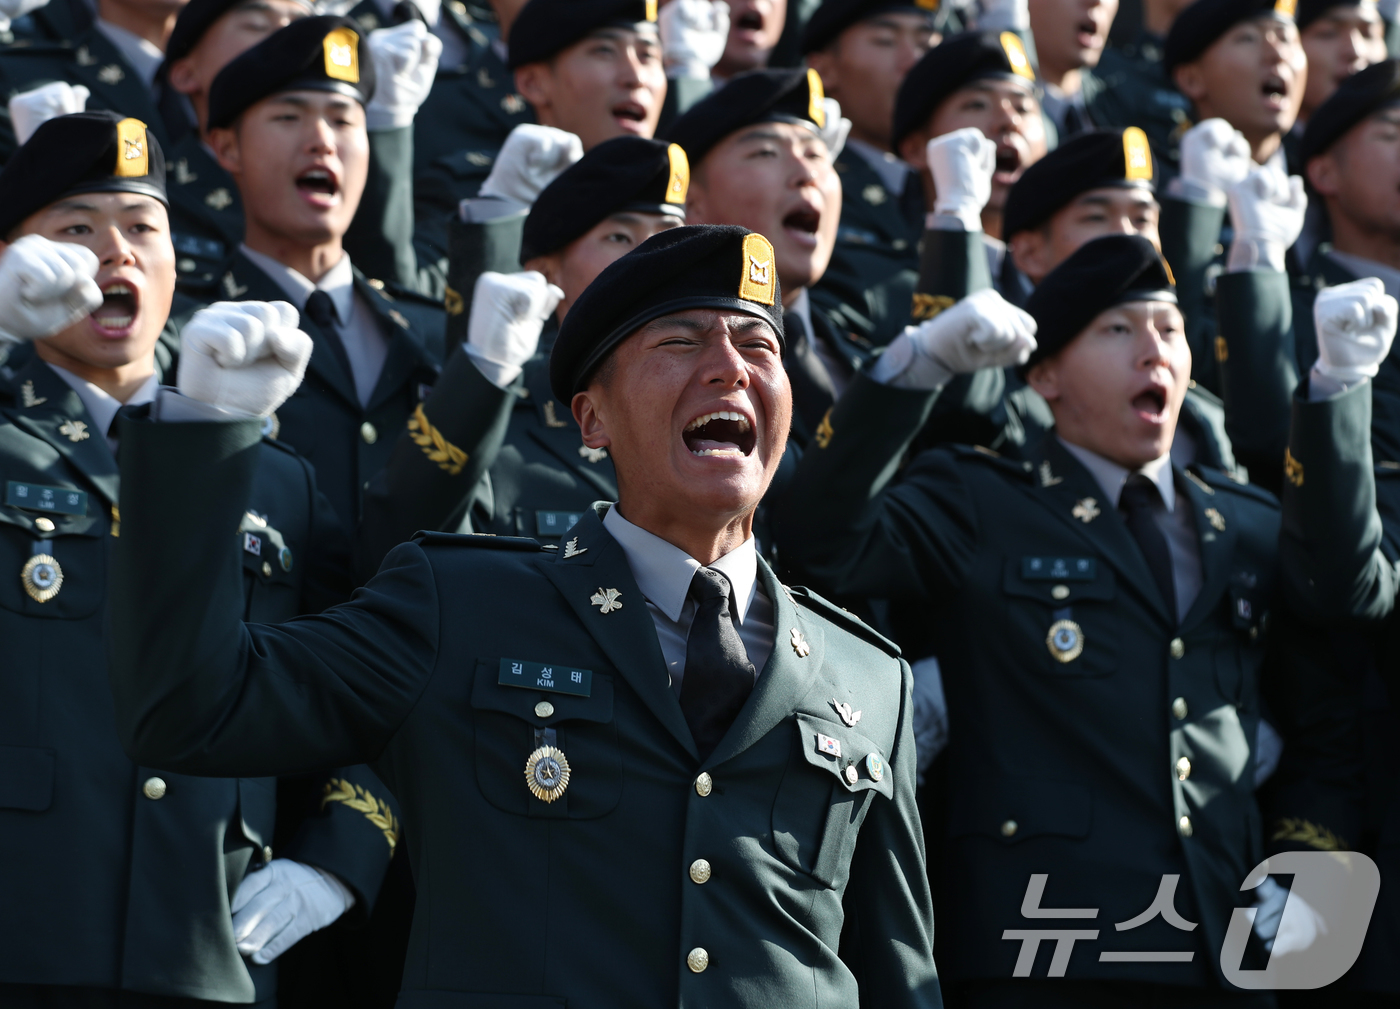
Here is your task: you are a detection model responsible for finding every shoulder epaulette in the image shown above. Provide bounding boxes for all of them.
[787,584,902,658]
[1189,465,1278,506]
[413,530,553,552]
[371,278,446,309]
[948,443,1035,480]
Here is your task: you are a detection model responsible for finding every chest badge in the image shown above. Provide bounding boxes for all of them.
[590,587,622,614]
[58,419,89,442]
[1204,507,1226,531]
[791,628,810,657]
[1072,497,1100,523]
[832,699,861,727]
[524,745,571,803]
[1046,619,1084,663]
[865,752,885,783]
[21,553,63,603]
[562,537,587,559]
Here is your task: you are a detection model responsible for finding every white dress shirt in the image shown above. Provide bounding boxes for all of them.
[47,363,158,452]
[788,289,849,399]
[241,245,389,406]
[602,505,775,694]
[1060,439,1204,621]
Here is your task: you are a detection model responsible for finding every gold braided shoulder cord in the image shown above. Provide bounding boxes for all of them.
[1270,817,1346,852]
[321,778,402,852]
[407,403,468,475]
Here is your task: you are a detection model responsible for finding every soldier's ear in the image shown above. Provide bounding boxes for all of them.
[1172,63,1206,105]
[1306,153,1340,197]
[514,64,552,116]
[208,127,242,175]
[572,387,613,450]
[1007,229,1049,285]
[167,57,198,97]
[1025,357,1059,403]
[896,130,928,169]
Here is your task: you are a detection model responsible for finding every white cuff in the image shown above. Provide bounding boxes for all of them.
[1308,364,1367,400]
[464,343,524,389]
[153,388,257,422]
[1227,236,1287,274]
[926,212,978,233]
[312,866,357,910]
[459,196,529,223]
[666,59,711,80]
[1167,176,1227,208]
[365,104,417,131]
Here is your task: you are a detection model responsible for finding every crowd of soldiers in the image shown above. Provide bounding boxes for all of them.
[0,0,1397,1004]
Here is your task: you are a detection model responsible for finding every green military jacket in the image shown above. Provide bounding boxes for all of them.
[0,354,399,1001]
[108,416,942,1008]
[1085,31,1193,179]
[774,371,1283,986]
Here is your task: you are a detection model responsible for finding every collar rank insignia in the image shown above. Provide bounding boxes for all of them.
[832,699,861,727]
[1039,461,1062,487]
[58,419,89,442]
[1204,507,1226,531]
[578,444,608,463]
[20,381,46,407]
[1072,497,1100,523]
[97,64,125,84]
[791,628,810,657]
[173,158,197,185]
[862,184,886,206]
[207,188,235,212]
[590,587,622,614]
[562,537,587,559]
[524,744,570,802]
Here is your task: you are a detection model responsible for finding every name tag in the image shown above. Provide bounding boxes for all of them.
[6,481,88,516]
[535,510,584,537]
[499,658,592,697]
[1022,556,1096,581]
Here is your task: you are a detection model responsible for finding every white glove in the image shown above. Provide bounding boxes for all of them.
[870,287,1038,390]
[1310,277,1398,389]
[1226,165,1306,274]
[0,0,50,33]
[660,0,729,79]
[364,20,443,131]
[477,124,584,209]
[977,0,1029,31]
[8,81,90,147]
[1251,876,1327,954]
[817,96,851,160]
[0,234,102,343]
[1170,118,1252,207]
[177,301,313,417]
[926,128,996,233]
[464,270,564,388]
[231,859,356,965]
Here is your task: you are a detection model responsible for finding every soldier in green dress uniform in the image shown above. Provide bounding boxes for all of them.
[106,222,942,1008]
[0,109,399,1009]
[776,233,1348,1006]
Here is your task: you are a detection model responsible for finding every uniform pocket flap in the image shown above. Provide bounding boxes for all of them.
[1003,556,1116,604]
[948,775,1092,842]
[794,714,893,799]
[0,746,55,811]
[471,658,614,725]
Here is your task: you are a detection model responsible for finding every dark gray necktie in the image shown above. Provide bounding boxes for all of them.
[305,290,355,384]
[1120,473,1177,623]
[679,567,756,761]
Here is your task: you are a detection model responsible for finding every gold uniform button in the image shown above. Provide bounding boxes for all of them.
[1179,815,1193,837]
[1050,584,1070,601]
[687,947,709,973]
[142,776,167,800]
[844,764,859,785]
[360,421,378,444]
[1172,697,1188,720]
[1176,757,1192,780]
[695,772,713,797]
[689,859,712,884]
[35,517,55,532]
[1170,637,1186,659]
[263,845,274,863]
[1000,819,1018,837]
[262,561,272,577]
[534,700,555,718]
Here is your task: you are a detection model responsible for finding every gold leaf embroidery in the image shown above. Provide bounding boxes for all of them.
[1270,817,1346,852]
[1285,447,1304,487]
[321,778,401,852]
[407,403,468,475]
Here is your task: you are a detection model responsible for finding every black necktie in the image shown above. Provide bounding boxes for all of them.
[679,567,756,762]
[783,312,836,438]
[1120,473,1177,623]
[305,290,355,384]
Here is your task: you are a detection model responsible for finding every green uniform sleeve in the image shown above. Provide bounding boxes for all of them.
[1279,380,1400,622]
[1159,194,1226,393]
[774,372,975,601]
[443,209,527,345]
[913,227,992,308]
[344,127,447,297]
[110,416,441,777]
[1214,270,1299,495]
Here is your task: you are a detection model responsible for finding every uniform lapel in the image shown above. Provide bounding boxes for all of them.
[1176,467,1237,632]
[704,562,821,768]
[1026,437,1176,625]
[540,507,698,758]
[166,134,243,248]
[68,29,166,146]
[520,362,619,498]
[357,272,440,410]
[5,358,120,507]
[834,148,920,247]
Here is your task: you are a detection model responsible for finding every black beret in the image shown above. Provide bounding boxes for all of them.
[550,224,785,401]
[1300,57,1400,162]
[665,68,828,167]
[208,16,376,130]
[892,31,1036,148]
[1003,128,1157,238]
[165,0,313,65]
[0,112,167,237]
[1296,0,1372,30]
[1163,0,1295,74]
[1020,234,1176,375]
[522,137,688,262]
[507,0,657,69]
[800,0,938,54]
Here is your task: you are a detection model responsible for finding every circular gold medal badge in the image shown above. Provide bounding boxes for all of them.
[21,553,63,603]
[524,745,571,803]
[1046,619,1084,663]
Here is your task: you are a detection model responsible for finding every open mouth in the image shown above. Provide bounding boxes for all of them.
[1261,75,1287,106]
[1076,19,1100,46]
[683,410,756,457]
[783,206,821,247]
[296,167,339,202]
[735,9,764,32]
[612,101,647,126]
[994,146,1022,179]
[92,281,138,333]
[1131,386,1167,422]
